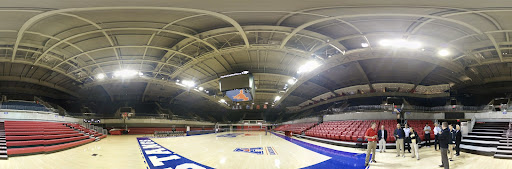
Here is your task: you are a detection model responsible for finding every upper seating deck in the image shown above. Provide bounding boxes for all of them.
[1,101,49,112]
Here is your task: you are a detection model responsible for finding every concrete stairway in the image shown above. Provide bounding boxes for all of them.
[495,129,512,159]
[461,122,508,156]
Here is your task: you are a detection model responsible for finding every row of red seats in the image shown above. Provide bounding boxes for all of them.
[7,138,95,155]
[5,121,99,155]
[275,123,316,134]
[305,120,435,143]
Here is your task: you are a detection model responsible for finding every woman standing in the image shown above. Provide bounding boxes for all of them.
[409,127,420,160]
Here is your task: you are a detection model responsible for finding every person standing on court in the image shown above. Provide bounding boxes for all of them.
[455,125,462,156]
[439,122,450,169]
[364,122,378,167]
[424,123,432,147]
[403,123,411,153]
[434,123,442,151]
[409,127,420,160]
[448,125,456,161]
[394,123,405,157]
[378,125,387,153]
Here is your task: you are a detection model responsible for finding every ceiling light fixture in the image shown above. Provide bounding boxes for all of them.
[438,49,450,57]
[181,80,196,88]
[297,60,321,74]
[113,69,139,78]
[198,87,204,91]
[287,78,297,85]
[379,39,422,49]
[274,96,281,102]
[361,43,369,48]
[96,73,106,80]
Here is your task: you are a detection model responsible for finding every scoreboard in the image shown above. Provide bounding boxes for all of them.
[219,71,255,102]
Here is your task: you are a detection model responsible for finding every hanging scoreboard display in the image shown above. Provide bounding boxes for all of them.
[219,71,255,102]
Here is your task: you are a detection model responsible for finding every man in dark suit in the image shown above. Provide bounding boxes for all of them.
[455,124,462,156]
[378,125,388,153]
[439,122,450,169]
[394,123,406,157]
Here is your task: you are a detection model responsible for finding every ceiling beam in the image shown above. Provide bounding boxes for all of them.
[274,47,465,106]
[353,61,374,91]
[412,64,438,90]
[486,33,504,62]
[0,76,80,98]
[280,13,483,49]
[306,80,337,96]
[11,6,248,63]
[84,77,229,109]
[0,87,70,99]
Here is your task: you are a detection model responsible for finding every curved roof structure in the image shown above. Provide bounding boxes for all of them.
[1,1,512,110]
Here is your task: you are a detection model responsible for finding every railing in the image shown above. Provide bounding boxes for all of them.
[79,122,108,135]
[154,131,185,137]
[66,113,204,122]
[507,119,511,147]
[331,105,488,113]
[470,116,476,133]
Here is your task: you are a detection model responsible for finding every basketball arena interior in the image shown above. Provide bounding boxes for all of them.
[3,1,512,169]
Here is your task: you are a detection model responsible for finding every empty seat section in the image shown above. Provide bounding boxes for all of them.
[275,123,316,134]
[305,119,434,143]
[4,121,99,156]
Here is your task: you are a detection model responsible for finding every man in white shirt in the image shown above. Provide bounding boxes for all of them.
[424,123,432,147]
[433,123,442,151]
[403,124,411,153]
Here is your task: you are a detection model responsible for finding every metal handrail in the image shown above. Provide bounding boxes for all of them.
[507,119,511,147]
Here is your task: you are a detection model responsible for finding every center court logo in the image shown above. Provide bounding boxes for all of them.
[217,133,244,137]
[233,147,264,155]
[233,147,277,155]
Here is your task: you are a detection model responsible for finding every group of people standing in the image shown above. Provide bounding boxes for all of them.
[437,122,462,169]
[393,123,420,159]
[364,121,462,169]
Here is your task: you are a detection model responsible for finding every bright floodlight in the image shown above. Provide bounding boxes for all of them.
[379,39,421,49]
[406,41,422,49]
[138,72,143,76]
[113,69,138,78]
[274,96,281,101]
[361,43,369,48]
[181,80,195,87]
[96,73,105,80]
[198,87,204,91]
[297,60,321,74]
[219,99,226,103]
[379,39,392,46]
[287,78,296,85]
[438,49,450,57]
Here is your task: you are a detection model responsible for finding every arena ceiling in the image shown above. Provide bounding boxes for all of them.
[1,0,512,111]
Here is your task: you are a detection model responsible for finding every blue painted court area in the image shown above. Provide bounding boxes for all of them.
[272,133,367,169]
[137,137,213,169]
